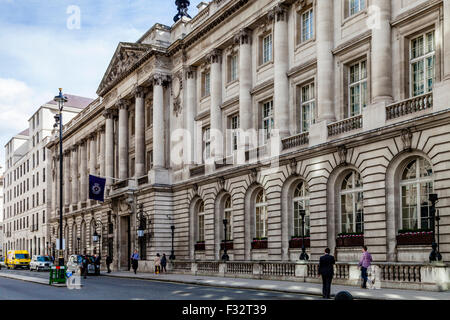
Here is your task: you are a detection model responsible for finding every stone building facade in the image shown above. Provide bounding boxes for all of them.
[2,96,92,256]
[46,0,450,277]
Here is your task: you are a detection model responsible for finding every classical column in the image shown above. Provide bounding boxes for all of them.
[134,86,146,177]
[63,150,71,208]
[371,0,392,103]
[185,67,197,165]
[118,100,130,180]
[235,28,253,145]
[271,4,290,138]
[79,139,88,203]
[444,0,450,80]
[103,110,115,186]
[207,49,223,160]
[316,0,335,122]
[98,125,106,177]
[89,132,97,176]
[71,144,79,206]
[153,74,166,169]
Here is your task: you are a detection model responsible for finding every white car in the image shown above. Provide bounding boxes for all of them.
[30,255,53,271]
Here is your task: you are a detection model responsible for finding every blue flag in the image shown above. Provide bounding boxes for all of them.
[89,175,106,202]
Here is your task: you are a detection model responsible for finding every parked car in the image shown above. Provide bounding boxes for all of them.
[30,255,53,271]
[0,257,6,268]
[6,250,31,269]
[66,255,96,275]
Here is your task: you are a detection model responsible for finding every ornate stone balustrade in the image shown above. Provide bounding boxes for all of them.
[327,115,363,137]
[261,262,295,277]
[197,261,220,273]
[386,93,433,120]
[190,165,205,177]
[282,132,309,150]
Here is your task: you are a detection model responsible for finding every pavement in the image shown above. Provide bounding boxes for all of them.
[1,268,450,300]
[102,271,450,300]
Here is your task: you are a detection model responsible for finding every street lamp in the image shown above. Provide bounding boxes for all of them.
[169,225,175,260]
[299,209,309,261]
[54,88,67,267]
[428,193,442,262]
[92,219,104,255]
[221,219,229,262]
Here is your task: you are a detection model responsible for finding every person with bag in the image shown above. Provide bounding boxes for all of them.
[81,254,88,279]
[106,255,113,273]
[131,250,139,274]
[154,253,161,274]
[318,248,335,299]
[359,245,373,289]
[160,253,167,273]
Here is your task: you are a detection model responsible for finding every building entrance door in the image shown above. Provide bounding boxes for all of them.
[119,215,131,271]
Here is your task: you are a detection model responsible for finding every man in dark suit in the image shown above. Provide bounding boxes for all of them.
[318,248,335,299]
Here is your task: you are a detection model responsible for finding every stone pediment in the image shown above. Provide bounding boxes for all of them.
[97,42,153,96]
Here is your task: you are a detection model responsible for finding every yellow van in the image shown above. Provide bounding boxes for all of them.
[6,250,31,270]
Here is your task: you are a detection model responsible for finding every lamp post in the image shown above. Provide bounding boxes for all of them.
[221,219,229,262]
[428,193,442,262]
[299,209,309,261]
[92,219,104,256]
[137,204,151,260]
[54,88,67,267]
[169,225,176,260]
[77,237,81,255]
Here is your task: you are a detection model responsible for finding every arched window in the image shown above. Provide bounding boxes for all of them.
[224,196,233,241]
[255,189,268,239]
[400,158,433,230]
[197,201,205,242]
[293,182,310,237]
[340,171,364,234]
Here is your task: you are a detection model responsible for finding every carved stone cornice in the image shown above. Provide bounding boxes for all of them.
[206,49,222,64]
[234,28,252,45]
[268,3,289,22]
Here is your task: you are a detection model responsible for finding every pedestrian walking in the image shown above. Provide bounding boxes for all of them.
[160,253,167,273]
[154,253,161,274]
[131,250,139,274]
[94,254,101,275]
[106,255,113,273]
[359,245,373,289]
[318,248,335,299]
[81,254,89,279]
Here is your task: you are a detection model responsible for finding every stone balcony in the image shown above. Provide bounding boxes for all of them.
[282,132,309,150]
[386,92,433,121]
[327,114,363,137]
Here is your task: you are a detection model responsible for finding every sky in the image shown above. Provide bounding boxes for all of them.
[0,0,203,173]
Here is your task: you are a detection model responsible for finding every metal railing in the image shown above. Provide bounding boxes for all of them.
[282,132,309,150]
[386,92,433,120]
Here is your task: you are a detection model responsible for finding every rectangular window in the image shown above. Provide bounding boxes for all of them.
[131,115,135,136]
[203,72,211,97]
[255,206,268,239]
[43,148,45,161]
[300,82,315,132]
[43,190,45,204]
[230,55,238,82]
[225,210,233,241]
[348,60,367,117]
[230,114,240,153]
[349,0,366,16]
[301,9,314,42]
[198,214,205,242]
[262,34,273,64]
[130,158,135,177]
[410,31,435,97]
[43,168,45,182]
[262,100,274,143]
[203,127,211,162]
[146,104,153,128]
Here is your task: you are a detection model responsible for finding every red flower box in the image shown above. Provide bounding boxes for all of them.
[289,238,311,249]
[336,234,364,247]
[251,239,268,250]
[396,231,433,246]
[220,241,234,250]
[194,242,205,251]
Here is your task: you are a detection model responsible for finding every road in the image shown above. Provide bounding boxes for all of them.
[0,269,319,300]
